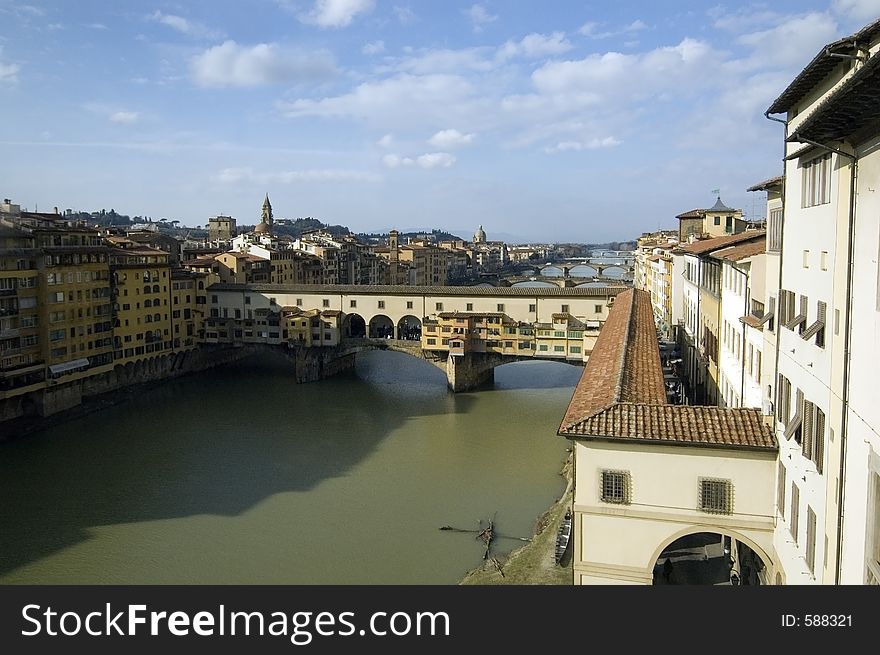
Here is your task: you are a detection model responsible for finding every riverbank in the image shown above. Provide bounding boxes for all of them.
[460,451,573,585]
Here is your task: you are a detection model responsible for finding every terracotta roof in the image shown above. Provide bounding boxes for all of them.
[207,283,627,298]
[711,239,766,262]
[676,208,705,219]
[562,404,776,451]
[747,176,784,192]
[677,230,765,256]
[558,287,776,451]
[559,289,666,428]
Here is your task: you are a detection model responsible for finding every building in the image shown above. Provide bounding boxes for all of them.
[673,230,766,406]
[676,199,747,243]
[763,17,880,584]
[208,215,237,242]
[170,270,207,351]
[558,289,777,585]
[108,241,173,365]
[126,230,183,267]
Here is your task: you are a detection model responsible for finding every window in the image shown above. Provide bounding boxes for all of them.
[211,295,218,304]
[777,463,786,519]
[785,294,808,332]
[594,304,603,313]
[436,303,443,311]
[554,345,565,352]
[806,506,817,574]
[801,300,826,347]
[296,298,303,306]
[699,478,733,514]
[427,338,436,345]
[496,303,505,312]
[350,300,357,308]
[820,251,828,271]
[539,344,548,351]
[600,470,631,505]
[785,388,805,442]
[570,346,581,353]
[323,299,330,308]
[407,301,413,309]
[465,303,474,311]
[803,250,810,268]
[561,304,569,313]
[768,208,783,252]
[802,152,832,208]
[714,216,721,225]
[377,300,385,309]
[802,400,825,473]
[791,484,800,541]
[529,304,536,312]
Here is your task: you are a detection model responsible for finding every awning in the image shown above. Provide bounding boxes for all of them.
[49,358,90,375]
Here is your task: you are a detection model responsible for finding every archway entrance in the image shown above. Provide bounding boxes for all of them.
[368,315,394,339]
[343,313,366,338]
[652,532,768,585]
[397,315,422,341]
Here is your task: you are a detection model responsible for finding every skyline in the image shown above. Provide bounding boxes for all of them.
[1,0,879,242]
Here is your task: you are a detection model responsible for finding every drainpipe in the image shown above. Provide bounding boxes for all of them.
[789,133,858,585]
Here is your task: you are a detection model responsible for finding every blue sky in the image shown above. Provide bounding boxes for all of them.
[1,1,878,242]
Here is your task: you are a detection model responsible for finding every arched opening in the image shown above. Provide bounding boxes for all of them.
[397,315,422,341]
[368,315,394,339]
[652,531,769,586]
[343,313,366,338]
[569,264,597,277]
[603,266,627,279]
[539,265,563,278]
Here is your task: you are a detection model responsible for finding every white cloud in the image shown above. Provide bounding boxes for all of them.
[191,41,336,87]
[737,12,838,69]
[544,137,620,153]
[383,152,456,169]
[465,4,498,32]
[376,133,394,148]
[279,73,482,129]
[428,128,475,149]
[362,40,385,55]
[578,19,650,39]
[110,111,139,124]
[710,7,783,33]
[496,32,572,60]
[217,166,380,184]
[148,10,223,40]
[0,47,20,83]
[87,22,108,30]
[301,0,375,28]
[832,0,880,21]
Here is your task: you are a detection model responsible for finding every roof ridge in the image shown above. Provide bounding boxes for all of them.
[612,290,636,403]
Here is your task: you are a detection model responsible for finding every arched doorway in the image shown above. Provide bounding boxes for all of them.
[368,315,394,339]
[397,315,422,341]
[652,531,769,585]
[343,313,366,338]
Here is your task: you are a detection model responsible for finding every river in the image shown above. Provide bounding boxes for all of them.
[0,351,580,584]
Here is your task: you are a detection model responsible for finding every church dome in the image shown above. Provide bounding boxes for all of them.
[474,225,486,242]
[254,222,269,234]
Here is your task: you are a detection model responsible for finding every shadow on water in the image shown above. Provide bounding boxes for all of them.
[491,360,583,391]
[0,350,477,576]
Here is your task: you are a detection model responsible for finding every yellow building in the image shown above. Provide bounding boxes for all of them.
[109,243,172,365]
[0,224,43,398]
[170,269,207,351]
[535,314,588,361]
[422,312,536,356]
[34,223,114,383]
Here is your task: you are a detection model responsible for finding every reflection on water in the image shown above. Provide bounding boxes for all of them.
[0,352,579,584]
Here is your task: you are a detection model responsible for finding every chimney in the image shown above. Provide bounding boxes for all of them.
[53,206,59,214]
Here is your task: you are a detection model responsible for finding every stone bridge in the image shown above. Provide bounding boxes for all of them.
[283,337,583,392]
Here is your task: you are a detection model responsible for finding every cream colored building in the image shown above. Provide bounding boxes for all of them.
[558,289,777,585]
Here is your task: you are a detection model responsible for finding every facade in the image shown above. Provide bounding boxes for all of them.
[558,289,777,585]
[208,215,236,242]
[676,199,746,243]
[764,17,880,584]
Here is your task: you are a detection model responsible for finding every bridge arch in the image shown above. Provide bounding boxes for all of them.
[396,315,422,341]
[368,314,394,339]
[342,313,366,338]
[602,266,628,279]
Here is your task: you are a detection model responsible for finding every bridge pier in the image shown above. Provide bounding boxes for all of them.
[445,353,499,392]
[288,345,356,383]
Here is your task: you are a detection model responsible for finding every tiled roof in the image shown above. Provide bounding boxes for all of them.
[711,239,766,262]
[562,404,776,451]
[747,176,784,192]
[676,209,705,219]
[208,283,627,297]
[677,230,765,256]
[559,289,666,428]
[558,287,776,451]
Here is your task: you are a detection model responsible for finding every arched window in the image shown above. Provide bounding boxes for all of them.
[154,313,161,322]
[144,299,152,308]
[153,284,160,293]
[152,270,159,282]
[145,315,152,323]
[143,286,151,295]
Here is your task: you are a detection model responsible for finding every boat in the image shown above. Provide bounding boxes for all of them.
[554,509,572,564]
